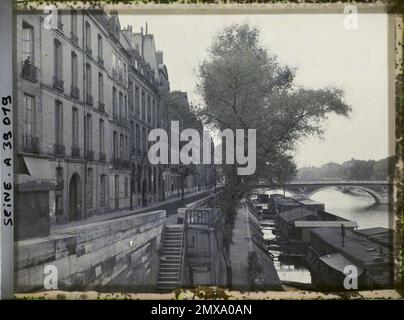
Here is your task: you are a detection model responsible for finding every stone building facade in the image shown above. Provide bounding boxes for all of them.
[15,9,213,240]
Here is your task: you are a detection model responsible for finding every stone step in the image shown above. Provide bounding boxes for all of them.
[158,273,179,278]
[162,243,182,248]
[161,247,182,251]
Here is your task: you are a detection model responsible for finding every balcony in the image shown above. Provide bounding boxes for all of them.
[85,46,92,57]
[54,144,65,157]
[71,145,80,158]
[23,135,39,154]
[86,150,94,161]
[71,32,78,44]
[86,94,93,106]
[112,69,118,79]
[98,56,104,66]
[113,112,119,122]
[99,102,105,113]
[56,179,64,191]
[120,116,128,127]
[57,22,63,32]
[22,60,38,83]
[71,85,80,99]
[99,152,106,162]
[53,77,64,92]
[111,157,131,170]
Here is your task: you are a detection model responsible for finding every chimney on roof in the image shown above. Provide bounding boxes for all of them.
[145,22,148,35]
[156,51,163,64]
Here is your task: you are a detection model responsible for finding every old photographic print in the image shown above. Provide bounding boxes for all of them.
[0,0,403,305]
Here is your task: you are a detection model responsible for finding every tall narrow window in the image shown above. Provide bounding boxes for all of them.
[124,95,127,119]
[112,87,117,117]
[54,39,62,81]
[97,34,103,60]
[118,59,122,79]
[98,73,103,104]
[141,91,145,120]
[100,175,106,207]
[120,134,124,159]
[119,92,123,118]
[112,53,117,75]
[142,127,146,153]
[136,125,140,152]
[86,168,93,208]
[71,10,77,39]
[124,177,128,198]
[22,22,34,63]
[55,100,63,147]
[99,119,104,155]
[71,52,78,87]
[85,22,91,53]
[23,94,35,139]
[130,121,134,152]
[135,85,139,117]
[72,108,78,147]
[85,114,92,152]
[86,63,92,105]
[113,131,118,159]
[125,135,128,159]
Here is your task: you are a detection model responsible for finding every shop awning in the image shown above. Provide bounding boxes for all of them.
[23,156,55,180]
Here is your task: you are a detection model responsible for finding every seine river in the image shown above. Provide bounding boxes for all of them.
[259,187,391,285]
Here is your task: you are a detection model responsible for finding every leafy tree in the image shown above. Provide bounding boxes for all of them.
[197,24,351,245]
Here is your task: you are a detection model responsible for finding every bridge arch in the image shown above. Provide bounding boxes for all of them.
[303,185,383,205]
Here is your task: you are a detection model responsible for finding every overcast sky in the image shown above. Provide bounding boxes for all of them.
[119,13,390,168]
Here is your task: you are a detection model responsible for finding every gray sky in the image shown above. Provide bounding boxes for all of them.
[119,13,390,167]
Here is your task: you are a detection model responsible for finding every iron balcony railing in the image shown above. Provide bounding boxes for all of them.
[54,144,65,156]
[85,46,92,57]
[57,22,63,31]
[120,116,128,127]
[86,149,94,161]
[71,33,78,44]
[22,60,38,82]
[99,102,105,113]
[86,94,93,106]
[113,112,119,122]
[111,157,131,170]
[53,77,64,91]
[71,145,80,158]
[71,85,80,99]
[23,135,39,154]
[99,152,106,162]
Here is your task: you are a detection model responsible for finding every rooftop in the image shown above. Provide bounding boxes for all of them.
[319,252,364,275]
[311,227,391,267]
[294,220,358,228]
[356,227,393,237]
[278,207,316,223]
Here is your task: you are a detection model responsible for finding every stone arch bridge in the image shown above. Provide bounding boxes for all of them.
[253,180,391,205]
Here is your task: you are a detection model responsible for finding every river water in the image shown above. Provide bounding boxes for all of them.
[259,187,391,286]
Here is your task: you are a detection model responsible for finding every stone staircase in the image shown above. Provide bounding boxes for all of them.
[156,224,184,292]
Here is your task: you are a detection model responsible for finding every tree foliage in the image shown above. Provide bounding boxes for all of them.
[197,23,352,187]
[197,24,352,245]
